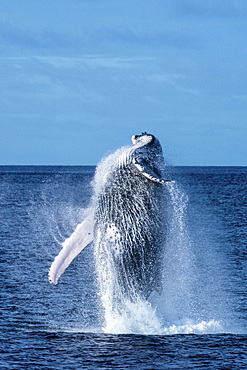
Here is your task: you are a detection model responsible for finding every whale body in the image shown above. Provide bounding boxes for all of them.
[49,133,170,305]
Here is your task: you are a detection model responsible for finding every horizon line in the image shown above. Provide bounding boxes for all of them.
[0,164,247,168]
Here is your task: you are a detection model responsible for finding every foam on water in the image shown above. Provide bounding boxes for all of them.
[102,298,224,335]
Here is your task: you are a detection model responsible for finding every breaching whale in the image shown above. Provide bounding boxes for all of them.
[49,133,171,303]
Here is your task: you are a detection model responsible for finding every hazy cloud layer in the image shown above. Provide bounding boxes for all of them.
[0,0,247,165]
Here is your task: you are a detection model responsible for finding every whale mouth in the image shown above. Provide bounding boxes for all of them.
[131,132,153,145]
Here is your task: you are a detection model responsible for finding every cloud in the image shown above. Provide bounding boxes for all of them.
[34,55,154,69]
[0,22,83,51]
[0,20,201,56]
[233,95,247,102]
[167,0,247,20]
[145,73,200,95]
[4,55,155,73]
[92,26,201,50]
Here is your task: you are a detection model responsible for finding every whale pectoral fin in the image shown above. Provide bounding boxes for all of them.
[133,158,174,184]
[49,211,94,286]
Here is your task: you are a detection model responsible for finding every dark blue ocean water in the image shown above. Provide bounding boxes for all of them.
[0,166,246,369]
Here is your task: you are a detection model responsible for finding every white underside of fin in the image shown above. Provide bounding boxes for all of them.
[133,158,173,184]
[49,210,94,285]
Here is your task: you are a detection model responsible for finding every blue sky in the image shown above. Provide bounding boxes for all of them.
[1,0,247,165]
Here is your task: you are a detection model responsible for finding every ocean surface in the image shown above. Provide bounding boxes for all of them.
[0,165,246,369]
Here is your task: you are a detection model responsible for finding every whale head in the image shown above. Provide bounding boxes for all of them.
[131,132,165,182]
[131,132,163,158]
[131,132,154,145]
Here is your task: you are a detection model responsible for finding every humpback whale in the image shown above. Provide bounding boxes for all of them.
[49,133,171,304]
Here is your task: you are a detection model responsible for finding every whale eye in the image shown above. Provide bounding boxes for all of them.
[131,134,141,143]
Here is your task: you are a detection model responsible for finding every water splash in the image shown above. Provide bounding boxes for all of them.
[39,158,236,334]
[94,159,230,335]
[161,183,195,318]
